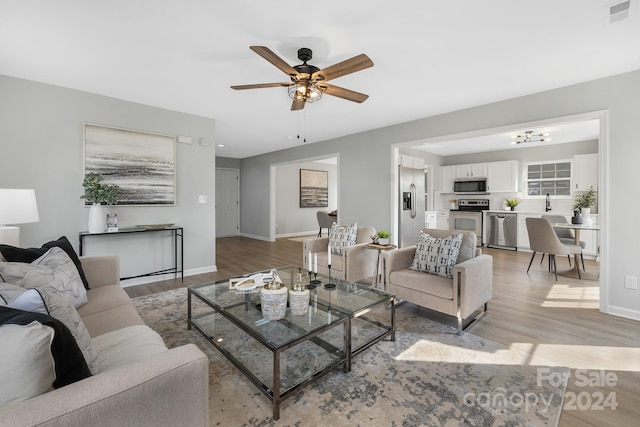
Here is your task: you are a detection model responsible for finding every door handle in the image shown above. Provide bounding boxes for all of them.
[410,183,416,218]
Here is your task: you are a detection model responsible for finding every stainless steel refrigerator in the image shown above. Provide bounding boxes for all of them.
[399,165,425,247]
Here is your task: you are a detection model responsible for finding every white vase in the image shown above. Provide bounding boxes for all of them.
[88,203,105,233]
[581,207,593,226]
[260,287,288,320]
[378,238,390,245]
[289,289,310,315]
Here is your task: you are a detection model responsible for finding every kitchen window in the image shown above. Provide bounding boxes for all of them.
[526,161,571,197]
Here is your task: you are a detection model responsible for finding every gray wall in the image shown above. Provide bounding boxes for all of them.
[216,156,241,169]
[238,69,640,320]
[275,161,337,236]
[1,75,216,281]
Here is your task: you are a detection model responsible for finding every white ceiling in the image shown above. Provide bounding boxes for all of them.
[1,1,638,159]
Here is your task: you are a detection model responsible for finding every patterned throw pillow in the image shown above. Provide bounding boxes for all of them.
[328,222,358,255]
[409,231,463,279]
[0,247,88,308]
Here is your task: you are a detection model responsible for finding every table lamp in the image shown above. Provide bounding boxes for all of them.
[0,189,40,246]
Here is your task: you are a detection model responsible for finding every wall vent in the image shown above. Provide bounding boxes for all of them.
[609,0,631,23]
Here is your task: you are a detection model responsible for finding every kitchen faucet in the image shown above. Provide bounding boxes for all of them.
[545,193,551,212]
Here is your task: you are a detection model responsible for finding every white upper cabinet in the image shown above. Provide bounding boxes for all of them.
[439,165,456,193]
[400,155,425,169]
[454,163,487,178]
[487,160,519,192]
[573,154,598,191]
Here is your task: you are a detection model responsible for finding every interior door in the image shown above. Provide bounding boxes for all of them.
[215,168,239,237]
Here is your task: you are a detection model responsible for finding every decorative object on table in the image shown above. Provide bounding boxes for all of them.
[84,124,176,206]
[81,173,120,234]
[505,198,520,211]
[106,213,118,232]
[0,188,40,246]
[448,199,457,210]
[134,223,175,230]
[573,186,596,226]
[571,209,583,224]
[289,273,310,315]
[260,269,288,320]
[371,230,391,246]
[325,244,336,289]
[299,169,328,208]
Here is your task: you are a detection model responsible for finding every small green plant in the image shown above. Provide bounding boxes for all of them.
[81,173,120,205]
[377,230,391,239]
[505,198,520,208]
[574,186,596,209]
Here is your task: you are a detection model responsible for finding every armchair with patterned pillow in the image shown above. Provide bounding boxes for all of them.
[382,228,493,334]
[303,223,378,284]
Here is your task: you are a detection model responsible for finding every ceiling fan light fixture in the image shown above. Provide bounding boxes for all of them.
[288,82,323,103]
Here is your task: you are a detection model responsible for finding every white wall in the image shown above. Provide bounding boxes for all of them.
[275,161,337,236]
[238,69,640,320]
[0,75,216,282]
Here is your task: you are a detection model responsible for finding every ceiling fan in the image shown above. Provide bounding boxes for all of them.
[231,46,374,111]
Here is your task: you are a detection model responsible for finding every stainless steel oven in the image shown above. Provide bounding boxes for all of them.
[449,199,489,247]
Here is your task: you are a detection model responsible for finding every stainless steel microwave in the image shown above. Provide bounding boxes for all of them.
[453,177,488,195]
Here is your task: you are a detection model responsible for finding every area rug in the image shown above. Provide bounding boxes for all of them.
[132,288,568,426]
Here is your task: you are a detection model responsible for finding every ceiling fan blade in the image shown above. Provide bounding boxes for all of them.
[291,98,306,111]
[318,84,369,103]
[250,46,299,77]
[231,82,290,90]
[311,54,373,82]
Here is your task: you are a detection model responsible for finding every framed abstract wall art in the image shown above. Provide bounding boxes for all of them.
[299,169,328,208]
[84,124,176,205]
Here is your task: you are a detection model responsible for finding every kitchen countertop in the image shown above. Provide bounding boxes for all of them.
[484,210,598,216]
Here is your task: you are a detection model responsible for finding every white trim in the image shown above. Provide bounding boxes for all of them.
[240,232,274,242]
[605,305,640,322]
[276,230,317,238]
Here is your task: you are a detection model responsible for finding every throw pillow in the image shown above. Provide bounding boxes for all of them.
[0,283,99,375]
[0,236,90,290]
[0,306,92,395]
[409,231,463,279]
[0,320,56,405]
[328,222,358,255]
[0,246,88,308]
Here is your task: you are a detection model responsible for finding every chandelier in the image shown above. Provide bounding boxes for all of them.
[288,81,323,104]
[512,130,550,145]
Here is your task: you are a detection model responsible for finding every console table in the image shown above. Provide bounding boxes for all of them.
[79,226,183,281]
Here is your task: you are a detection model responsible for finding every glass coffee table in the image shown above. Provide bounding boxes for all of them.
[187,266,395,420]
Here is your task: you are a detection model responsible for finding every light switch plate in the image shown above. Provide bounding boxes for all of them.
[624,275,638,290]
[198,195,207,204]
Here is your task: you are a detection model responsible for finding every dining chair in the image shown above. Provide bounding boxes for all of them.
[316,210,335,237]
[526,217,583,281]
[541,214,586,271]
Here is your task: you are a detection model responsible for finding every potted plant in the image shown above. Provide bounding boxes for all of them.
[448,198,457,210]
[573,186,596,225]
[505,198,520,211]
[377,230,391,245]
[81,173,120,233]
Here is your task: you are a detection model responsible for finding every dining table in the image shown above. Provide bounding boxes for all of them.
[551,222,600,279]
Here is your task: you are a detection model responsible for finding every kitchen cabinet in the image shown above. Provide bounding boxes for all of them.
[573,154,598,191]
[439,165,456,193]
[454,163,487,178]
[437,211,450,230]
[487,160,519,192]
[517,213,542,250]
[400,154,425,170]
[425,211,438,228]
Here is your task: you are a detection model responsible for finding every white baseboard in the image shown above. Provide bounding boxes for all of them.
[604,304,640,322]
[239,233,273,242]
[276,230,317,238]
[120,265,217,288]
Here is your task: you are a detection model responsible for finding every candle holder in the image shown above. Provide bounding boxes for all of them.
[324,264,336,289]
[307,271,317,289]
[310,272,321,285]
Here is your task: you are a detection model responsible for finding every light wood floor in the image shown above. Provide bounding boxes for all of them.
[125,236,640,426]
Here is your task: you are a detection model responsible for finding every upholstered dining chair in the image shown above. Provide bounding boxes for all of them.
[526,217,583,281]
[316,210,335,237]
[541,214,586,271]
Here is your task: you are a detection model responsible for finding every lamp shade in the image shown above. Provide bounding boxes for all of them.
[0,189,40,225]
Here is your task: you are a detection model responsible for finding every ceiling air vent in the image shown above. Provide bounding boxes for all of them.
[609,0,631,23]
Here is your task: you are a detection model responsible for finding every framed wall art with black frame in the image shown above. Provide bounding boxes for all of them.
[299,169,328,208]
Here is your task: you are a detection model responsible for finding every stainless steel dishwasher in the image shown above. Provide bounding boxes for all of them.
[486,212,518,250]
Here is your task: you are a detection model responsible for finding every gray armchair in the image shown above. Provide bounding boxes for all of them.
[382,229,493,334]
[303,226,377,283]
[316,210,335,237]
[526,217,583,281]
